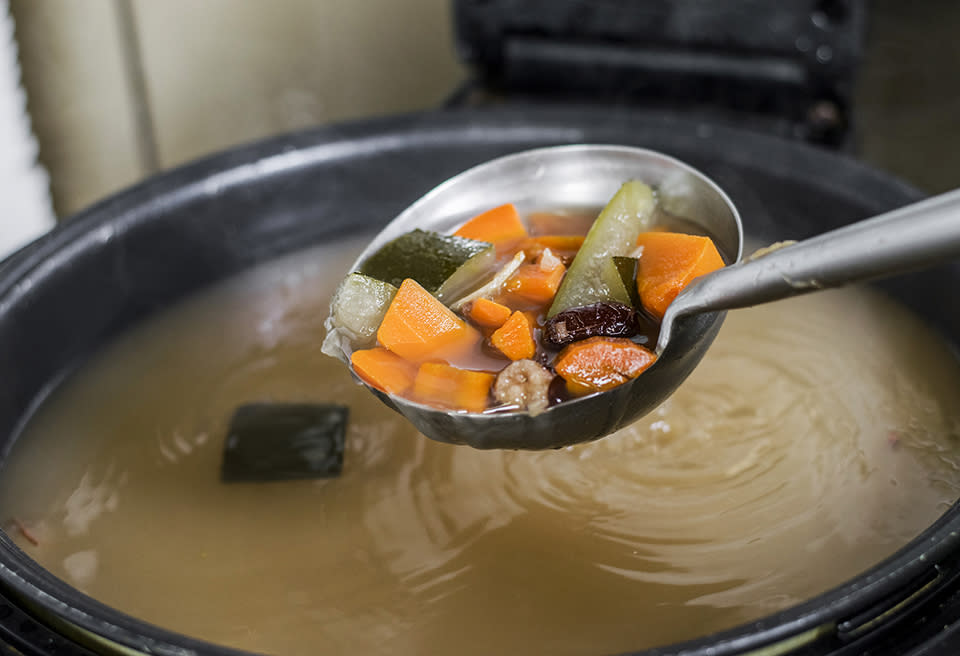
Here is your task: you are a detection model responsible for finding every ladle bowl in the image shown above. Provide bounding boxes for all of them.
[333,144,744,449]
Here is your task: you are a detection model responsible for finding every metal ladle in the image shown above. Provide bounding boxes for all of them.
[335,145,960,450]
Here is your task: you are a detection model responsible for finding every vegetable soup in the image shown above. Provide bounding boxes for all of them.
[325,181,726,415]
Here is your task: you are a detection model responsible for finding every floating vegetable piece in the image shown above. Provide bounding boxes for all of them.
[516,235,585,263]
[377,278,481,364]
[450,250,525,312]
[554,337,657,395]
[552,257,634,316]
[467,297,512,328]
[635,231,725,318]
[358,229,495,302]
[490,311,536,360]
[493,359,554,415]
[9,518,39,546]
[221,403,347,482]
[542,301,645,348]
[351,347,416,395]
[413,363,495,413]
[548,181,656,317]
[322,273,398,360]
[454,203,528,250]
[612,256,642,308]
[504,249,566,306]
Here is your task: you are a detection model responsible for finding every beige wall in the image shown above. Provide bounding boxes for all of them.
[10,1,143,217]
[11,0,464,217]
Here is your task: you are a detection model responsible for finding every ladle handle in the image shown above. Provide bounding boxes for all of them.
[661,188,960,346]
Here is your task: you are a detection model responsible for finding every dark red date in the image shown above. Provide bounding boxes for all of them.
[542,302,657,348]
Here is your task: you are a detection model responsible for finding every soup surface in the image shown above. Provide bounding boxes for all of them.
[2,238,960,655]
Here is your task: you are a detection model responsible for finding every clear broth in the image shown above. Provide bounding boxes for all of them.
[2,237,960,655]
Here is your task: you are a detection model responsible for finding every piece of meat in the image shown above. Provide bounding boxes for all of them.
[493,359,554,415]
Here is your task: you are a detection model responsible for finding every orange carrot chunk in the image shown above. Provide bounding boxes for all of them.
[527,210,596,236]
[516,235,585,262]
[467,297,512,328]
[413,362,495,412]
[503,249,566,306]
[351,347,416,395]
[377,278,480,364]
[454,204,528,251]
[490,311,536,361]
[554,336,656,395]
[635,232,725,318]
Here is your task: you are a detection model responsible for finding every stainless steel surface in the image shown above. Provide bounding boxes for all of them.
[657,188,960,352]
[338,144,743,449]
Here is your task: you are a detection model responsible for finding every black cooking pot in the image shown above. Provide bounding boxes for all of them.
[1,107,960,656]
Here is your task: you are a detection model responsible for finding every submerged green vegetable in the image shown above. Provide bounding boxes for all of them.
[221,403,348,482]
[548,181,656,317]
[358,229,495,302]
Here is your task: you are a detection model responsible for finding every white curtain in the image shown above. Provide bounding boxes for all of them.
[0,0,54,260]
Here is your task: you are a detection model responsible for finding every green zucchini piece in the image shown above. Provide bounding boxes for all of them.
[547,181,656,317]
[221,403,347,482]
[612,255,642,308]
[358,229,495,302]
[322,272,397,360]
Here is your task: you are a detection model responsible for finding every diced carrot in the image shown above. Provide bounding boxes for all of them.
[454,204,528,251]
[516,235,585,262]
[563,378,596,398]
[467,297,512,328]
[351,347,416,395]
[413,362,495,413]
[490,311,536,360]
[635,232,725,318]
[503,249,566,306]
[554,336,656,394]
[527,210,596,236]
[377,278,481,363]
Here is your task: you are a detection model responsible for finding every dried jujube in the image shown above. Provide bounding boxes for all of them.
[542,301,643,348]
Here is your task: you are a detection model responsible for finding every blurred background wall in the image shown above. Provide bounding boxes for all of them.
[9,0,465,217]
[854,0,960,196]
[5,0,960,220]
